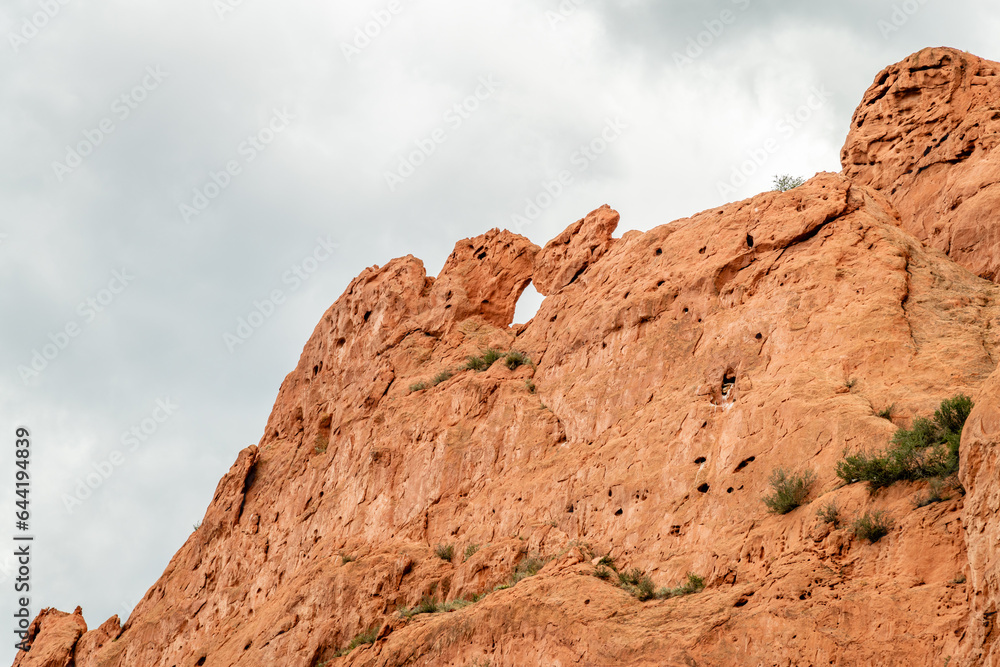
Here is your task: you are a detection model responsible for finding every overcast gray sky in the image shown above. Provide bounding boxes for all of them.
[2,0,997,661]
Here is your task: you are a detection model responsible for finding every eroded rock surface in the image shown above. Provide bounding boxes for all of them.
[15,48,1000,667]
[843,46,1000,281]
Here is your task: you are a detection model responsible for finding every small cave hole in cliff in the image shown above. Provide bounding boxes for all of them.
[513,282,544,325]
[722,371,736,399]
[697,483,710,493]
[746,233,754,248]
[614,508,623,515]
[694,457,706,464]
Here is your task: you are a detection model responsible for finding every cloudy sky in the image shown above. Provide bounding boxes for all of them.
[2,0,997,660]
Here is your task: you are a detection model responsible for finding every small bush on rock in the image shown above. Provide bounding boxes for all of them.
[763,469,815,514]
[837,395,972,491]
[852,510,892,543]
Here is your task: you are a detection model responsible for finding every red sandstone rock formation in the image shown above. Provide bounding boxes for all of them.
[15,47,1000,666]
[842,46,1000,281]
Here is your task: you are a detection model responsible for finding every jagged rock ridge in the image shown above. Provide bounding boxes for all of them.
[15,47,1000,666]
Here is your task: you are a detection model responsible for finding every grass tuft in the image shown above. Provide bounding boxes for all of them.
[463,544,480,561]
[464,348,505,371]
[816,501,840,527]
[852,510,892,543]
[333,625,380,657]
[504,350,532,370]
[763,469,815,514]
[434,544,455,562]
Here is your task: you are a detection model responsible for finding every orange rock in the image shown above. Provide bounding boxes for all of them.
[13,607,86,667]
[17,48,1000,667]
[842,46,1000,281]
[533,204,619,296]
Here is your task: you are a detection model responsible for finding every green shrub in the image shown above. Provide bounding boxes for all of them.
[504,350,531,370]
[333,625,381,657]
[594,560,705,601]
[431,370,454,386]
[597,555,617,570]
[914,478,951,508]
[816,502,840,526]
[763,469,815,514]
[340,553,355,564]
[837,395,972,491]
[434,544,455,562]
[409,381,427,393]
[656,573,706,599]
[463,544,480,561]
[773,175,806,191]
[464,348,505,371]
[509,555,546,585]
[525,379,537,393]
[852,510,892,543]
[876,404,896,420]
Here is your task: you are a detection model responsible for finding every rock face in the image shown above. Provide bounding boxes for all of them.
[15,47,1000,666]
[842,46,1000,281]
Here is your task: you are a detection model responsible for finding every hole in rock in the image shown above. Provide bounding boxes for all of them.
[734,456,756,472]
[615,508,623,516]
[694,457,706,464]
[699,246,707,254]
[721,371,736,399]
[683,308,689,313]
[656,248,663,256]
[566,504,574,513]
[669,525,681,536]
[608,489,613,497]
[477,251,487,260]
[727,487,733,493]
[363,310,372,322]
[335,337,346,348]
[657,280,665,287]
[585,599,590,605]
[697,483,710,493]
[746,234,754,248]
[755,333,762,340]
[512,282,544,325]
[197,659,207,666]
[734,597,748,607]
